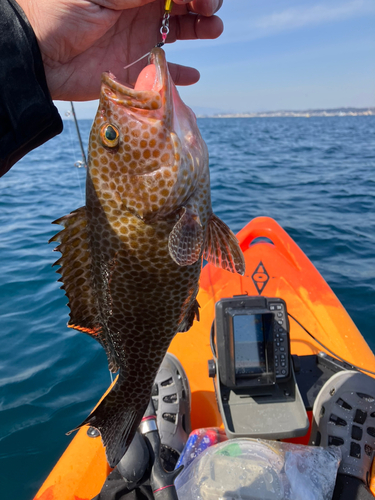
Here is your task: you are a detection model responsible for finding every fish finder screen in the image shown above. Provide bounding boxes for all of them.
[233,313,266,375]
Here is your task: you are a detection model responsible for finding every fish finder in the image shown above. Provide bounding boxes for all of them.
[209,295,309,440]
[214,295,291,388]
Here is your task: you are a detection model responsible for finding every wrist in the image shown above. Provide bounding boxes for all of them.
[14,0,40,38]
[13,0,62,99]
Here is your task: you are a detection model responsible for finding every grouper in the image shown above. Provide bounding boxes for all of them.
[51,47,245,467]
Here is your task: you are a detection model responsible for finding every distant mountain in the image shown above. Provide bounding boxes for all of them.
[190,106,227,116]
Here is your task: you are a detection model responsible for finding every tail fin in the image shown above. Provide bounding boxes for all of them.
[68,382,142,467]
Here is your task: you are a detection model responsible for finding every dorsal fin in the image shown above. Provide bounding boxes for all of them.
[203,213,246,275]
[50,207,119,373]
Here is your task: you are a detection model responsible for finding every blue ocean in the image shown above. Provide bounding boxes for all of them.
[0,116,374,499]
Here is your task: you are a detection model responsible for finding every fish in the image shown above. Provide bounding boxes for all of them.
[50,47,245,468]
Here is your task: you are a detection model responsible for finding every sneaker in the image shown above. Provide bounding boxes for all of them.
[309,370,375,487]
[152,353,191,471]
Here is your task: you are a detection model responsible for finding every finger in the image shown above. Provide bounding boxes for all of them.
[173,0,224,17]
[94,0,154,9]
[167,14,224,42]
[168,62,200,86]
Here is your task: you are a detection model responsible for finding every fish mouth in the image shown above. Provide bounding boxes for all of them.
[101,48,169,112]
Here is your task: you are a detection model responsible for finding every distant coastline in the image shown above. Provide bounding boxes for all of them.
[196,107,375,118]
[59,105,375,121]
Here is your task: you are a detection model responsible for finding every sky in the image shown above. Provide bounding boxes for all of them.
[55,0,375,118]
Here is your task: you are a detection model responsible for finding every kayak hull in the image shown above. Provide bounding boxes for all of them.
[34,217,375,500]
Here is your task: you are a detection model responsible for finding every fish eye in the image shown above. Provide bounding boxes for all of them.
[100,124,119,148]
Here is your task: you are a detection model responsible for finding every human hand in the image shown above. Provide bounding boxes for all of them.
[16,0,224,101]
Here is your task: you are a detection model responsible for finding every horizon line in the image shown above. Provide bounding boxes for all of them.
[60,105,375,120]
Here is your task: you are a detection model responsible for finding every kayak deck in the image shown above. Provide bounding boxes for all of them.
[34,217,375,500]
[170,216,375,432]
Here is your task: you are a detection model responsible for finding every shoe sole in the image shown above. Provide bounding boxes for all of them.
[309,370,375,485]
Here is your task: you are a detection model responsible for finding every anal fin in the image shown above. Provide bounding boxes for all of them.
[203,213,245,275]
[168,207,203,266]
[68,324,119,373]
[178,299,200,333]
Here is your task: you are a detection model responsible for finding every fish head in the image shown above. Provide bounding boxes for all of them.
[88,48,209,222]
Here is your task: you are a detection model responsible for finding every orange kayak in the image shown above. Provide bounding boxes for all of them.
[34,217,375,500]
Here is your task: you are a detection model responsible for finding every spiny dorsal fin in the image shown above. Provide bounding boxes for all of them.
[50,207,119,373]
[50,207,98,330]
[168,207,203,266]
[203,213,245,275]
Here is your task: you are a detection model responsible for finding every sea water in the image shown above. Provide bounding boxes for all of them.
[0,116,374,499]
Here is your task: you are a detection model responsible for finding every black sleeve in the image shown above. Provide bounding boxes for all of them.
[0,0,63,177]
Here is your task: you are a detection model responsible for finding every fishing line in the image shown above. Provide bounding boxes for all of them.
[288,312,375,376]
[70,101,87,168]
[122,40,167,72]
[65,105,85,204]
[70,102,86,206]
[123,52,152,71]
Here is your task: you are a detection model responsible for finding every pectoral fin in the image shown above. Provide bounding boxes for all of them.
[168,207,204,266]
[203,213,245,275]
[50,207,119,373]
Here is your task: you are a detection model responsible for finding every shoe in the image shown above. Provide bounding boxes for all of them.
[152,353,191,471]
[309,370,375,487]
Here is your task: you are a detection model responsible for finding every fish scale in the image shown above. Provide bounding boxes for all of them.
[51,48,245,467]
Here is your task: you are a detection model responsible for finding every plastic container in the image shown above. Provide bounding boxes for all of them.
[175,435,341,500]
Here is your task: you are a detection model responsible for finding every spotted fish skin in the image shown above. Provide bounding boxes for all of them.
[51,48,245,467]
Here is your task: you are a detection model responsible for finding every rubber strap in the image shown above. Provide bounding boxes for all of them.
[153,484,173,493]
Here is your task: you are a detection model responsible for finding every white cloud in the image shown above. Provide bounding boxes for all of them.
[254,0,375,33]
[167,0,375,51]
